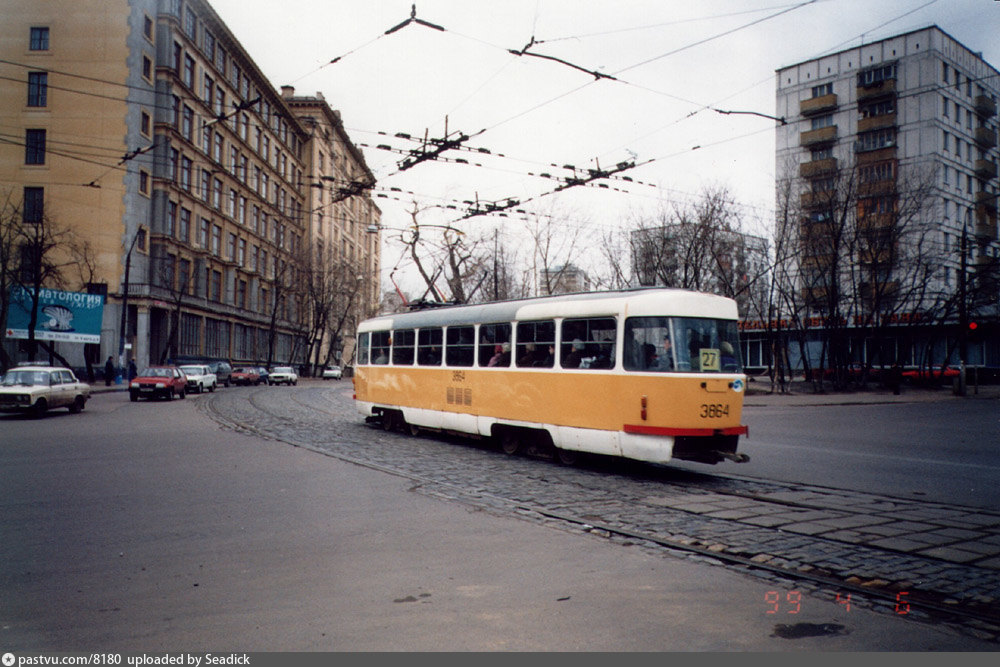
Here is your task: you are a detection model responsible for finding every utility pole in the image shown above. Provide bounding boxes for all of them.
[957,224,967,396]
[118,233,139,382]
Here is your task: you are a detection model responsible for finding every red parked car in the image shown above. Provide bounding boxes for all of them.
[129,366,188,401]
[231,367,261,386]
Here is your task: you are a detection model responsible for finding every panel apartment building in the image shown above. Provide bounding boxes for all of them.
[770,25,999,371]
[1,0,380,374]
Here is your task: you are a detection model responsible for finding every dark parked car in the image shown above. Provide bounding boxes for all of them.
[206,360,233,387]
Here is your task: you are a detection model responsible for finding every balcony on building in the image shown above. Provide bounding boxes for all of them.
[800,125,837,147]
[858,112,897,133]
[799,157,838,178]
[975,127,998,149]
[974,95,997,118]
[856,78,896,102]
[976,190,998,210]
[799,189,837,209]
[799,93,838,117]
[976,199,998,240]
[975,158,998,180]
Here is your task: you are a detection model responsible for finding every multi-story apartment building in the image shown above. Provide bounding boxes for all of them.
[1,0,380,374]
[768,25,999,372]
[281,87,381,369]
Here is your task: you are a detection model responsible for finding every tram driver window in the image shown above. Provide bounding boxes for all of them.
[392,329,415,365]
[478,323,511,367]
[624,317,742,373]
[516,320,555,368]
[417,327,443,366]
[370,331,391,365]
[357,332,370,365]
[446,326,475,367]
[561,317,616,369]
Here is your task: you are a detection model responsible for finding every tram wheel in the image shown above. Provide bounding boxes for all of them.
[381,411,395,431]
[555,448,579,466]
[408,423,420,436]
[500,432,521,456]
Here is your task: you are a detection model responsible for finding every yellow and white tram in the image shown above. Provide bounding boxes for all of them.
[353,288,749,466]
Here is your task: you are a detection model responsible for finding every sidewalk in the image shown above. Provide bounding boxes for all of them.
[744,378,1000,407]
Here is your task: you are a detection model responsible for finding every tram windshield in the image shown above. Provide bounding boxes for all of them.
[624,317,742,373]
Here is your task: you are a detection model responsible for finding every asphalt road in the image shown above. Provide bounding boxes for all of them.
[1,387,996,651]
[729,400,1000,509]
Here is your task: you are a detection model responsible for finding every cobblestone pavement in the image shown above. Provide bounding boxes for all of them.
[200,381,1000,643]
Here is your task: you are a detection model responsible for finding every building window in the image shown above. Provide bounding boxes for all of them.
[27,72,47,107]
[179,207,191,242]
[139,170,150,195]
[167,202,177,237]
[213,178,222,209]
[199,218,210,248]
[212,224,221,256]
[142,54,153,81]
[857,62,896,87]
[141,110,151,137]
[180,156,192,191]
[811,83,832,98]
[227,232,236,261]
[942,62,949,83]
[182,105,194,141]
[136,227,147,252]
[29,27,49,51]
[23,187,43,223]
[203,74,214,105]
[183,54,195,89]
[810,114,833,130]
[24,129,46,164]
[143,15,154,41]
[210,270,222,302]
[184,6,197,38]
[856,128,895,152]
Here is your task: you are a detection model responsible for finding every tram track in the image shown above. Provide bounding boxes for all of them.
[200,384,1000,641]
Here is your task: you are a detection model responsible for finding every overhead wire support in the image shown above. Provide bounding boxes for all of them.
[385,4,445,35]
[507,36,617,81]
[397,127,471,172]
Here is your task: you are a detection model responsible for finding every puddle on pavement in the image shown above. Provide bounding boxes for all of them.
[772,622,849,639]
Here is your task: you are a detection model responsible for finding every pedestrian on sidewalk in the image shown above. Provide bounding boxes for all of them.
[104,356,114,387]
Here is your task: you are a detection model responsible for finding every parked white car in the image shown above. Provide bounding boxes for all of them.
[179,364,217,393]
[0,364,91,417]
[268,366,298,386]
[322,366,342,380]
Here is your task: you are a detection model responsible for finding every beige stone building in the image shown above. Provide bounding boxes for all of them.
[281,87,381,370]
[1,0,380,374]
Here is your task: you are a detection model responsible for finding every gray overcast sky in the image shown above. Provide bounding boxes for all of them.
[207,0,999,294]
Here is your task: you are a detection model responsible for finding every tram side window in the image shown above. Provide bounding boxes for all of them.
[417,327,443,366]
[357,332,370,365]
[370,331,391,365]
[446,326,475,367]
[478,322,511,367]
[516,320,555,368]
[561,317,616,369]
[392,329,415,365]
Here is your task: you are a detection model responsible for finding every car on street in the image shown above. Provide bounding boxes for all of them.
[206,360,233,387]
[130,366,187,401]
[0,364,91,417]
[231,367,261,386]
[901,365,961,383]
[179,364,217,393]
[268,366,298,386]
[322,366,342,380]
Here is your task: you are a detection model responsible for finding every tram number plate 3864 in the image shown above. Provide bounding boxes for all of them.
[699,403,730,418]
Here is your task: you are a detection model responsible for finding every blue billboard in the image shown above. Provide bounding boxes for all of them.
[4,287,105,344]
